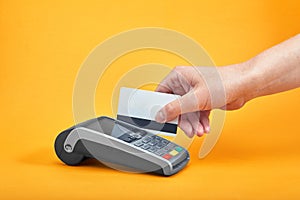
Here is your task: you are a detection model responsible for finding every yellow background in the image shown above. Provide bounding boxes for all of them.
[1,0,300,199]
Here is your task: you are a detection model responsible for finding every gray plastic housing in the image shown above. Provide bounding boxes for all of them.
[54,116,190,176]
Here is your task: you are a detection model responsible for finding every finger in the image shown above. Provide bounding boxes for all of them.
[200,111,210,133]
[155,70,176,93]
[155,90,198,123]
[155,83,172,93]
[155,67,190,95]
[193,121,204,137]
[186,112,204,136]
[178,117,194,138]
[195,124,204,137]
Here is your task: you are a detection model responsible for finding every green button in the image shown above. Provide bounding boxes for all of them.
[175,147,183,152]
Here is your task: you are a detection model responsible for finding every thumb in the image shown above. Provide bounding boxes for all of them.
[155,91,199,123]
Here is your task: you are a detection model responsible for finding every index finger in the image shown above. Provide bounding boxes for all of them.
[155,70,176,93]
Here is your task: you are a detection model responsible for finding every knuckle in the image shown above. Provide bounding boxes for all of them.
[174,66,185,72]
[165,103,175,114]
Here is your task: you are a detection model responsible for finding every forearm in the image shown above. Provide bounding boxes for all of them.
[230,34,300,103]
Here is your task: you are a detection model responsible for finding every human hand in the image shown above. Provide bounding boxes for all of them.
[155,34,300,138]
[155,65,247,137]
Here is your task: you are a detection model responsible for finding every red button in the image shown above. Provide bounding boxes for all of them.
[163,154,172,160]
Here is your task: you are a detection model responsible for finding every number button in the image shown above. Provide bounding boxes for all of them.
[149,140,158,146]
[142,144,150,150]
[148,147,157,153]
[134,141,143,147]
[142,137,151,143]
[154,150,165,156]
[156,143,165,149]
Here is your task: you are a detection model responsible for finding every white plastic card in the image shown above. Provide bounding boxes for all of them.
[117,87,180,136]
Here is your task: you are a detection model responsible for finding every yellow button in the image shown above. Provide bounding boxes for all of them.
[169,150,179,156]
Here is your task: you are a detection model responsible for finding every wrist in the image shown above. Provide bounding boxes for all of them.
[219,61,258,106]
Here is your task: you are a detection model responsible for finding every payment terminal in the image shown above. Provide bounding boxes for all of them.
[54,116,190,176]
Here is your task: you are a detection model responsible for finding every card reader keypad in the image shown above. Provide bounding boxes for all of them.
[119,133,184,160]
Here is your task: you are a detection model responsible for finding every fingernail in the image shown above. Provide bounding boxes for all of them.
[197,129,204,137]
[205,126,210,133]
[197,132,204,137]
[155,110,166,123]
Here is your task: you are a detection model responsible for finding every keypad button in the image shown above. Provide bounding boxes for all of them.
[135,134,142,139]
[154,136,162,141]
[130,133,142,139]
[134,141,143,147]
[149,140,158,146]
[129,136,135,140]
[148,147,157,153]
[175,146,183,152]
[142,144,150,150]
[154,150,165,156]
[142,137,151,143]
[156,143,165,149]
[168,143,176,149]
[163,154,172,160]
[169,150,179,156]
[161,140,169,145]
[163,146,170,151]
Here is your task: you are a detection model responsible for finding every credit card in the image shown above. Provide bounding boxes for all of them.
[117,87,180,136]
